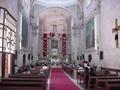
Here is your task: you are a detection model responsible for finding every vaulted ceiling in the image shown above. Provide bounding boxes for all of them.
[35,0,78,6]
[39,7,71,34]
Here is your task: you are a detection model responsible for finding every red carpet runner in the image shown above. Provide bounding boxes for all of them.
[50,68,80,90]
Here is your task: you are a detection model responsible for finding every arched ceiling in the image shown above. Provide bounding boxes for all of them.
[35,0,78,7]
[39,7,71,20]
[39,7,71,34]
[42,17,67,33]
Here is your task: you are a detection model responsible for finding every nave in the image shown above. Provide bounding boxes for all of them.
[0,0,120,90]
[50,68,80,90]
[0,63,120,90]
[0,65,82,90]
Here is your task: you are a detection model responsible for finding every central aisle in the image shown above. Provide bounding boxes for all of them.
[50,68,80,90]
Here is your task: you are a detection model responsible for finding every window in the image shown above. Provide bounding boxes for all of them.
[22,15,28,48]
[88,54,92,62]
[85,17,95,49]
[28,54,30,60]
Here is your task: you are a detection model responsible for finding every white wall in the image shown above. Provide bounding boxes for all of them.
[82,0,120,69]
[66,4,82,63]
[0,0,18,19]
[100,0,120,68]
[16,0,31,67]
[82,0,99,66]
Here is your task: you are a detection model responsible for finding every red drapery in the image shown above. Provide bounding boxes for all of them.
[43,33,47,57]
[62,34,66,57]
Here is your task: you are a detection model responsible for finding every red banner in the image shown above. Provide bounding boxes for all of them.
[62,34,66,57]
[43,33,47,57]
[49,32,55,37]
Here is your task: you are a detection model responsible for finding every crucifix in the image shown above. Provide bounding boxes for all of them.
[112,18,120,48]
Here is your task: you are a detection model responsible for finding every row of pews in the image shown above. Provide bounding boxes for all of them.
[88,75,120,90]
[62,64,120,90]
[77,66,120,90]
[0,66,50,90]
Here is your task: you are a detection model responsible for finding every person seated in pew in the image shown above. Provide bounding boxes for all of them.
[42,64,48,70]
[15,65,19,74]
[31,64,34,68]
[78,64,85,72]
[42,64,49,76]
[77,64,85,83]
[84,61,96,89]
[84,61,89,84]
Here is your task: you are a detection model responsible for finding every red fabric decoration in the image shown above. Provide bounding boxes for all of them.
[62,34,66,57]
[43,33,47,57]
[49,32,55,37]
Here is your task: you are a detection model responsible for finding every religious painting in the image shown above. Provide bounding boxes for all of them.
[51,39,58,48]
[85,17,95,49]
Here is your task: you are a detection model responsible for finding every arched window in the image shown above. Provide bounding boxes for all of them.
[31,55,33,60]
[28,54,30,60]
[82,54,85,60]
[88,54,92,62]
[23,54,26,66]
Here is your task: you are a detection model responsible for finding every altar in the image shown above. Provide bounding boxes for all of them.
[49,48,62,68]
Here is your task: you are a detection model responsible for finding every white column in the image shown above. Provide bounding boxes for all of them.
[17,11,23,67]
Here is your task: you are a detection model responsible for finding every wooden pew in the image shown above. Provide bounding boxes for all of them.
[95,77,120,90]
[2,77,47,82]
[101,67,120,76]
[9,69,49,78]
[0,77,47,90]
[0,81,45,90]
[87,66,120,89]
[88,76,120,90]
[95,78,120,90]
[106,83,120,90]
[77,69,85,84]
[9,74,47,78]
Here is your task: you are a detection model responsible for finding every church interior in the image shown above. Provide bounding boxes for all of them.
[0,0,120,90]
